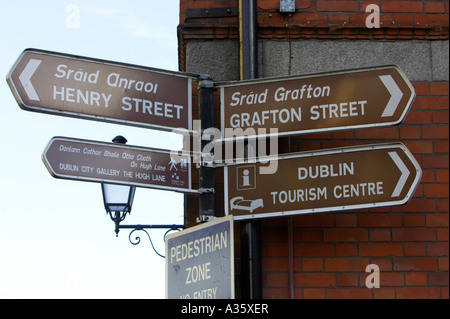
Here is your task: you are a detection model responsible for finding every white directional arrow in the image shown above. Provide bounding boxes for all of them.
[18,59,42,101]
[389,151,410,197]
[380,75,403,117]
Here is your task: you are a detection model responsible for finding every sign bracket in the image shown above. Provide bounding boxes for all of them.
[118,224,185,258]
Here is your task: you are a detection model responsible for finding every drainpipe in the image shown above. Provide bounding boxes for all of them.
[239,0,258,80]
[239,0,261,300]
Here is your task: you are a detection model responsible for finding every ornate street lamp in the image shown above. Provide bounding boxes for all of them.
[102,183,136,237]
[101,136,136,236]
[100,136,184,257]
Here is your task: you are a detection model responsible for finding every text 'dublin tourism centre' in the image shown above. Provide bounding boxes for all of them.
[225,143,421,220]
[7,49,195,131]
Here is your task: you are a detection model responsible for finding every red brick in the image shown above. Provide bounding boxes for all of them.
[429,272,449,286]
[420,96,450,110]
[294,273,335,287]
[439,257,449,271]
[394,257,438,271]
[382,1,424,13]
[396,287,441,299]
[291,13,329,25]
[294,243,335,257]
[430,83,450,96]
[405,272,428,286]
[303,288,325,299]
[336,243,358,256]
[379,272,405,286]
[370,229,391,241]
[443,287,449,299]
[399,126,422,139]
[423,155,449,168]
[262,257,289,272]
[267,243,289,257]
[412,82,430,96]
[359,213,403,227]
[324,229,368,242]
[410,97,420,110]
[437,228,449,242]
[302,258,324,271]
[329,13,350,24]
[392,198,436,213]
[325,257,370,271]
[393,13,415,26]
[437,170,449,183]
[359,243,404,256]
[262,227,288,242]
[434,140,449,153]
[415,13,450,26]
[402,141,433,154]
[403,213,426,227]
[426,213,450,227]
[437,198,449,212]
[392,228,436,241]
[336,273,358,286]
[374,288,396,299]
[436,169,449,183]
[428,242,450,257]
[262,13,286,25]
[326,288,372,299]
[421,169,436,183]
[356,126,399,139]
[404,242,427,256]
[425,184,449,198]
[403,110,432,125]
[335,214,358,227]
[267,272,289,287]
[432,111,449,125]
[300,229,323,242]
[317,1,359,12]
[348,12,369,25]
[371,258,394,271]
[293,214,335,227]
[425,2,446,13]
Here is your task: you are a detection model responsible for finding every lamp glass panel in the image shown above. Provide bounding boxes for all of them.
[102,184,133,212]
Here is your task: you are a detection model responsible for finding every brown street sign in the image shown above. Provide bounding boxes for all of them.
[219,65,415,138]
[42,137,197,193]
[7,49,196,131]
[224,143,421,220]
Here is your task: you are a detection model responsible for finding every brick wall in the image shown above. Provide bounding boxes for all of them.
[261,81,449,299]
[179,0,449,299]
[179,0,449,71]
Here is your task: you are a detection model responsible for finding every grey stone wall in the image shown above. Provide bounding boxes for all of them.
[186,39,449,82]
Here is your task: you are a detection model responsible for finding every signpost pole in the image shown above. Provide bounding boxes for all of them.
[239,0,262,299]
[198,76,215,222]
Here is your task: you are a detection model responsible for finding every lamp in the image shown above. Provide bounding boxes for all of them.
[101,136,136,236]
[99,136,184,256]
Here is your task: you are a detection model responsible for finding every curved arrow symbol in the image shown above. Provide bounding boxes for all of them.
[19,59,42,101]
[389,151,410,197]
[380,75,403,117]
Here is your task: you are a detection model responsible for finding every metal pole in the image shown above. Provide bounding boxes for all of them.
[239,0,262,299]
[198,75,215,222]
[239,0,258,80]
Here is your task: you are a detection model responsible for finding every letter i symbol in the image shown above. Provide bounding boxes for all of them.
[237,165,256,190]
[242,169,250,187]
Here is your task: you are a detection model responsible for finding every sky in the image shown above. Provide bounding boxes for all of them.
[0,1,184,298]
